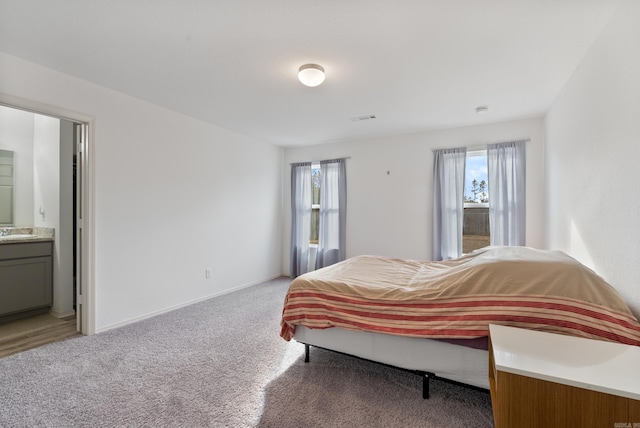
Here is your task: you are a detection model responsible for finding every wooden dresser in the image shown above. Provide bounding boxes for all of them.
[489,324,640,428]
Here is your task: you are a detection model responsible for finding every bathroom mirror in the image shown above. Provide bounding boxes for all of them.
[0,149,15,226]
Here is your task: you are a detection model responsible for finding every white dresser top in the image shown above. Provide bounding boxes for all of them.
[489,324,640,401]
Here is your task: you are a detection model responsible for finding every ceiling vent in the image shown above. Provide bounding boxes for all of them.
[349,114,376,122]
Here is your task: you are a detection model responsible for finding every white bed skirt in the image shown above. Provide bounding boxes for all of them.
[294,326,490,390]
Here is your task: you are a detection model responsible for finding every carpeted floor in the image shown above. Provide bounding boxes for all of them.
[0,277,493,427]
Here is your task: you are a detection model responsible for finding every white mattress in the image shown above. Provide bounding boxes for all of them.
[295,325,490,390]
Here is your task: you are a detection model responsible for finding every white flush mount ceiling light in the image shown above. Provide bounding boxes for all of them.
[298,64,325,87]
[475,106,489,114]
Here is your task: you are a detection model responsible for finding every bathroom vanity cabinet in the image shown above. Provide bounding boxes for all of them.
[0,241,53,320]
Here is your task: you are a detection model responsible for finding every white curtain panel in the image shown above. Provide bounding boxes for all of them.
[432,147,467,260]
[487,140,526,246]
[316,158,347,269]
[290,162,312,278]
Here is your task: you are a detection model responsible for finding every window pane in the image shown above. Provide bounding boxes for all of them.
[463,206,490,252]
[312,167,321,205]
[310,165,321,244]
[463,151,490,252]
[464,152,488,203]
[310,208,319,244]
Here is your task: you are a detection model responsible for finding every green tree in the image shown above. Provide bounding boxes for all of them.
[469,179,488,203]
[479,180,487,202]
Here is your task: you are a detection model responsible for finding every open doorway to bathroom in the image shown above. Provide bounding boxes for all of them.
[0,102,92,357]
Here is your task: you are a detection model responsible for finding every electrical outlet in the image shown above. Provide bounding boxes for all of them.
[205,268,212,279]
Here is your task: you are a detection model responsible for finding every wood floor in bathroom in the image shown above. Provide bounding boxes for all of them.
[0,314,80,358]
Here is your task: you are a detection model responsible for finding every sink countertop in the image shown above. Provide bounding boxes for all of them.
[0,227,54,244]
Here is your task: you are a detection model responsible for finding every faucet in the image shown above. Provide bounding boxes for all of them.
[0,228,9,236]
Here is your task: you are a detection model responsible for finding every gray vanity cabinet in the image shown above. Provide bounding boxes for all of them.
[0,241,53,317]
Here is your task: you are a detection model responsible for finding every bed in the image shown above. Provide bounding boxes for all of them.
[280,246,640,395]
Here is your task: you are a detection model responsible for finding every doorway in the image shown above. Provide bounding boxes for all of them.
[0,99,93,355]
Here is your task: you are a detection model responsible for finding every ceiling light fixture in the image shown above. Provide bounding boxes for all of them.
[298,64,325,87]
[475,106,489,114]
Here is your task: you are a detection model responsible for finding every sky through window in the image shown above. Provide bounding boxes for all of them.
[464,152,488,203]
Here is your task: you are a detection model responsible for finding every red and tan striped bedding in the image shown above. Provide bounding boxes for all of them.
[280,247,640,346]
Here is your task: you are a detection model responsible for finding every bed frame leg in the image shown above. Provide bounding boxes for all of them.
[422,373,430,399]
[304,344,310,363]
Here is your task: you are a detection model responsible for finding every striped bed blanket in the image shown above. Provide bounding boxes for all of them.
[280,246,640,346]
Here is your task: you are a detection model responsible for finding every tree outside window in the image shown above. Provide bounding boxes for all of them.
[466,179,488,203]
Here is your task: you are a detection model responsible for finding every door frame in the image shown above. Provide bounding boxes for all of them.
[0,92,96,335]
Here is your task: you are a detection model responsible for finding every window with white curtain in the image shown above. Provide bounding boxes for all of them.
[433,140,526,261]
[432,147,467,261]
[487,140,526,247]
[290,162,312,278]
[315,158,347,270]
[291,158,347,277]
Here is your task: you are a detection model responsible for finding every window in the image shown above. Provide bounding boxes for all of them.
[432,140,525,261]
[310,163,320,244]
[463,150,490,253]
[291,158,346,277]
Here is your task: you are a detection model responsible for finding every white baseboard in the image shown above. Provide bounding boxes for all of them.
[50,309,76,318]
[96,274,285,334]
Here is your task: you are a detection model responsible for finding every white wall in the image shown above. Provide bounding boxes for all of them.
[283,117,545,275]
[33,113,76,317]
[545,1,640,317]
[0,52,283,332]
[33,113,60,231]
[0,105,34,226]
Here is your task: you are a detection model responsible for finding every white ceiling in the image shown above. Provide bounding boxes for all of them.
[0,0,620,147]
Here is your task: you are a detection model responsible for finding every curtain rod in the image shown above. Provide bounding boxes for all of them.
[432,138,530,153]
[289,156,350,165]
